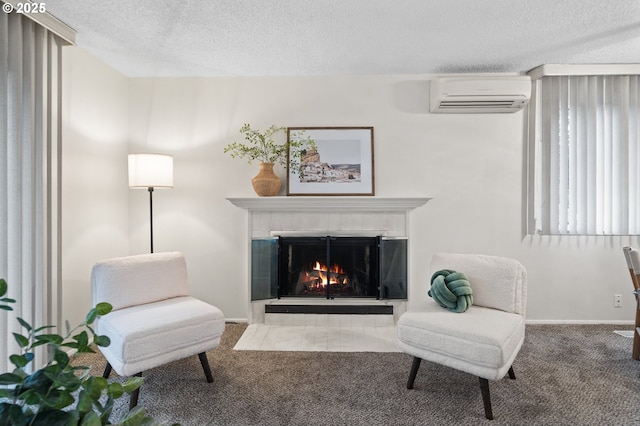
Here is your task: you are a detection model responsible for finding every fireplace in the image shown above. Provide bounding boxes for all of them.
[279,236,378,298]
[251,235,407,301]
[227,196,431,323]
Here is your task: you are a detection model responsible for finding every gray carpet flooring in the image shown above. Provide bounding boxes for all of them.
[73,323,640,425]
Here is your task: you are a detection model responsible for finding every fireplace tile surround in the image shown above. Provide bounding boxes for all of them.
[227,196,431,323]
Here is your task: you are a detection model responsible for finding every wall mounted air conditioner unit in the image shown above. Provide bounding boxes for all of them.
[429,76,531,113]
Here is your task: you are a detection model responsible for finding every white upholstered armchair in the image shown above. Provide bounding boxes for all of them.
[397,253,527,420]
[91,251,225,408]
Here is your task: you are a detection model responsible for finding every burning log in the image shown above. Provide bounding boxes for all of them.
[294,260,352,295]
[303,269,349,285]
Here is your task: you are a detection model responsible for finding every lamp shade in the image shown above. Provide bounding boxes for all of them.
[128,154,174,188]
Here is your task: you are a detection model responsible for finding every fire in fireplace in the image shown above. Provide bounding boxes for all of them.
[250,235,408,301]
[299,260,348,295]
[279,236,378,298]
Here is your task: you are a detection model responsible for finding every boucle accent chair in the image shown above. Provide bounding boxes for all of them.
[90,251,225,408]
[622,246,640,360]
[397,253,527,420]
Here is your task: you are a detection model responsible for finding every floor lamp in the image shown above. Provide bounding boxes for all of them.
[128,153,174,253]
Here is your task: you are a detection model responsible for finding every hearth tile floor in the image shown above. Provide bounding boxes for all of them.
[233,324,400,352]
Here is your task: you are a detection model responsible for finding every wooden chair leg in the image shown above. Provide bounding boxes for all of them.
[406,357,422,389]
[508,366,516,380]
[102,363,112,379]
[629,266,640,360]
[633,298,640,360]
[198,352,214,383]
[479,377,494,420]
[129,372,142,410]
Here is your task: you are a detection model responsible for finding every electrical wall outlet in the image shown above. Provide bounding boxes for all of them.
[614,293,623,308]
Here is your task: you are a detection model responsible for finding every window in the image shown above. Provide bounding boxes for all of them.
[528,68,640,235]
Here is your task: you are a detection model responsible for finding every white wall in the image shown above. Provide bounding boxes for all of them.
[61,51,640,324]
[61,48,130,327]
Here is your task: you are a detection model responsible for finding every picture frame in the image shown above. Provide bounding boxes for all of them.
[286,127,374,196]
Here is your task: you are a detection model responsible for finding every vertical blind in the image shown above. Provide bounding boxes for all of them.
[530,74,640,235]
[0,11,63,373]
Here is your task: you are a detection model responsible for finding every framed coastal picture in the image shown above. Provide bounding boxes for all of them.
[286,127,374,196]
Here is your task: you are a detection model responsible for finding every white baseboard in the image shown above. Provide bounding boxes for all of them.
[230,318,635,326]
[525,319,635,325]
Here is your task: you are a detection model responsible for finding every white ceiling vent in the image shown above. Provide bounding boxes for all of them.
[429,76,531,113]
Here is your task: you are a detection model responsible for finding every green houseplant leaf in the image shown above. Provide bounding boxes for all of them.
[0,279,15,312]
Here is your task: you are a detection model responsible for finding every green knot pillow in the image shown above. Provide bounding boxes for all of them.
[428,269,473,313]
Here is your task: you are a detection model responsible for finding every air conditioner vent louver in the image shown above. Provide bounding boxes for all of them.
[440,101,521,107]
[430,76,531,114]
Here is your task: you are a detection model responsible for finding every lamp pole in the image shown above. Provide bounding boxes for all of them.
[148,186,154,253]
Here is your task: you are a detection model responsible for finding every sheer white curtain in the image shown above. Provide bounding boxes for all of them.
[529,73,640,235]
[0,11,63,373]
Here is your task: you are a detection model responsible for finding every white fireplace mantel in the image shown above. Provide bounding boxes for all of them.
[226,196,431,212]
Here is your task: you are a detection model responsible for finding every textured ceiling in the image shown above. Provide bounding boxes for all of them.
[44,0,640,78]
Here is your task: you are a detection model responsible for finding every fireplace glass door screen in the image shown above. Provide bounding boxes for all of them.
[251,236,407,301]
